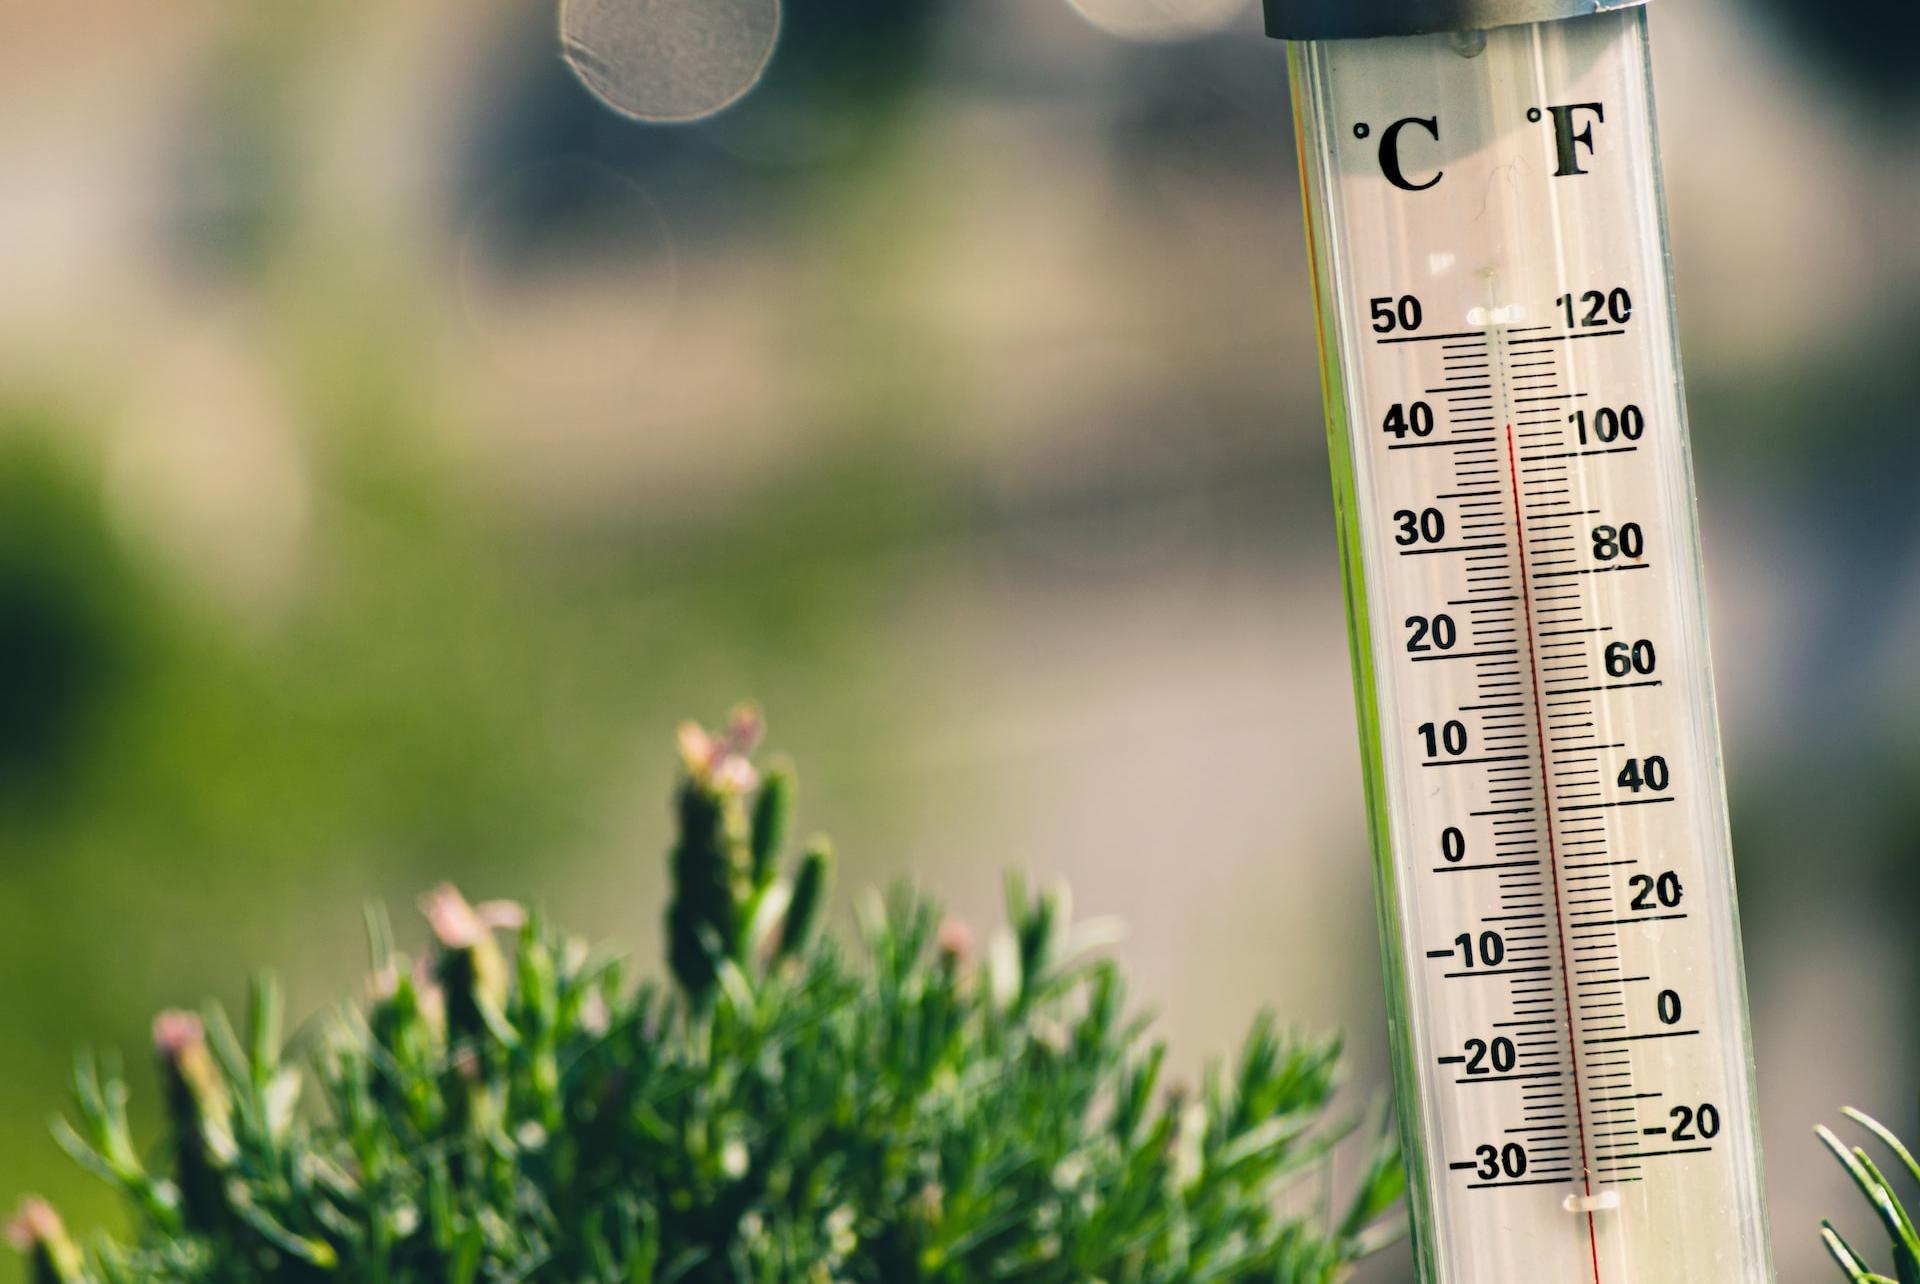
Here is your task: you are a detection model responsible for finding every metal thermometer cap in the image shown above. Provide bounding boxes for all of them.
[1264,0,1648,40]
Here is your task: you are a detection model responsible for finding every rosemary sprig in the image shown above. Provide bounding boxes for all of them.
[12,709,1402,1283]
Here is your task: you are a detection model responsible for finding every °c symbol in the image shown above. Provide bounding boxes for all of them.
[1354,123,1371,139]
[1377,116,1443,192]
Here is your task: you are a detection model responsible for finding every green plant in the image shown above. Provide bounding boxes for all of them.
[1819,1108,1920,1284]
[9,709,1403,1283]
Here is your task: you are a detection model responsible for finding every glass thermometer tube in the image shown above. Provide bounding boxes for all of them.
[1271,2,1774,1280]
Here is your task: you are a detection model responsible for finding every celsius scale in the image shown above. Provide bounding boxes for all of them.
[1270,1,1774,1280]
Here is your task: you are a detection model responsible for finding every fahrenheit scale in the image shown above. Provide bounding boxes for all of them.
[1271,1,1773,1280]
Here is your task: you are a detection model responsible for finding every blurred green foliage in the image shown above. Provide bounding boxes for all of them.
[0,433,149,811]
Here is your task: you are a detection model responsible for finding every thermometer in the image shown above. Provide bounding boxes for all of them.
[1270,2,1774,1280]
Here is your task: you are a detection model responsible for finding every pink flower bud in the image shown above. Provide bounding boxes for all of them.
[152,1010,205,1060]
[6,1199,60,1252]
[937,918,975,966]
[675,707,766,794]
[422,885,485,950]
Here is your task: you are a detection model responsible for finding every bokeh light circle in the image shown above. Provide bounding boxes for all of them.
[560,0,782,123]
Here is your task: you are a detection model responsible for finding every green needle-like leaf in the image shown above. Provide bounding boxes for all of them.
[1821,1112,1920,1284]
[1848,1109,1920,1190]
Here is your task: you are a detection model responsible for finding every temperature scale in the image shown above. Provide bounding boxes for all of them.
[1271,1,1773,1280]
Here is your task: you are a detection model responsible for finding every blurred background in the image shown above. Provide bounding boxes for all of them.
[1,0,1916,1279]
